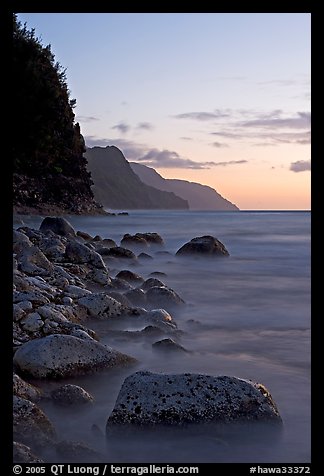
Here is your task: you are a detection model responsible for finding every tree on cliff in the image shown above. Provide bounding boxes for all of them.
[12,14,97,212]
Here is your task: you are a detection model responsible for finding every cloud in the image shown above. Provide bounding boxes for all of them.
[84,136,247,169]
[258,79,297,86]
[111,122,130,134]
[290,160,311,172]
[210,142,229,148]
[240,112,311,129]
[136,122,154,131]
[180,137,193,141]
[76,115,99,122]
[173,110,230,121]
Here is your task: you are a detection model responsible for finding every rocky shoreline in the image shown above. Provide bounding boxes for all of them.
[13,217,282,463]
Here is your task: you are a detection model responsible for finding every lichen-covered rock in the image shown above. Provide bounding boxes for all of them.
[106,372,282,431]
[39,216,76,237]
[78,293,126,319]
[13,441,44,463]
[13,396,56,448]
[176,235,229,257]
[51,384,93,406]
[13,373,41,402]
[13,334,135,378]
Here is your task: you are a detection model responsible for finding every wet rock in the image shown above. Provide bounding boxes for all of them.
[150,271,167,277]
[13,396,56,448]
[13,373,42,402]
[13,441,44,463]
[92,235,102,241]
[65,240,106,269]
[176,235,229,257]
[77,230,93,241]
[87,267,111,285]
[51,384,93,406]
[125,288,147,307]
[136,233,164,245]
[138,252,153,260]
[152,338,188,353]
[145,309,177,331]
[121,234,149,250]
[39,216,76,237]
[78,293,126,319]
[102,246,137,260]
[16,300,33,312]
[109,277,134,291]
[56,440,105,463]
[146,286,185,308]
[141,277,165,291]
[116,270,144,284]
[106,372,282,430]
[13,334,136,378]
[107,292,132,307]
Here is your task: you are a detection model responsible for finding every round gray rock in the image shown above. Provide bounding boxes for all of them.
[107,371,282,430]
[51,384,93,406]
[176,235,229,257]
[13,441,44,463]
[13,396,56,448]
[13,334,136,378]
[39,217,76,237]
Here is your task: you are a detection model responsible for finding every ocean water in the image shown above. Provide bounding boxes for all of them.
[17,210,311,463]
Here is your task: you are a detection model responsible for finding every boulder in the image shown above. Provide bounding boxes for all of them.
[65,240,106,269]
[176,235,229,257]
[13,396,56,448]
[13,373,41,402]
[146,286,185,308]
[107,372,282,430]
[13,334,136,378]
[78,293,126,319]
[51,384,93,406]
[141,277,166,291]
[116,270,144,284]
[121,234,148,250]
[125,288,147,307]
[136,232,164,245]
[144,309,177,331]
[20,312,44,332]
[152,339,188,353]
[13,441,44,463]
[39,216,76,237]
[15,241,53,276]
[55,440,104,463]
[101,246,137,260]
[138,252,153,260]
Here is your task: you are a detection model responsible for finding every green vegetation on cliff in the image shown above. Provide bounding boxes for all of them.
[13,15,101,214]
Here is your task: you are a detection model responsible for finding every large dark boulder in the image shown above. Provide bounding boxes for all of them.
[39,217,76,237]
[176,235,229,257]
[106,372,282,431]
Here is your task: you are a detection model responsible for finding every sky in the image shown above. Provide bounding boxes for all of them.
[17,13,311,210]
